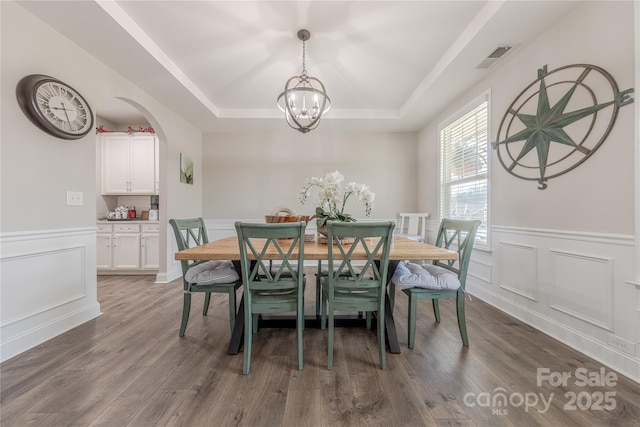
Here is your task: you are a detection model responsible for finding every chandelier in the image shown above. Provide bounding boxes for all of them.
[277,29,331,133]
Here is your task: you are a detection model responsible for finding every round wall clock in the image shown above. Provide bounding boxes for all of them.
[492,64,633,189]
[16,74,94,140]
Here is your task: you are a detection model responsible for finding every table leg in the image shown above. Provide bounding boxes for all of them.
[227,295,244,355]
[384,292,401,354]
[384,260,401,354]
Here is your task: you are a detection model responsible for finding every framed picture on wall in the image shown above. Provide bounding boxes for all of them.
[180,153,193,185]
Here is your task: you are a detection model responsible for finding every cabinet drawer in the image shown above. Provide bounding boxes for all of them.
[96,223,113,233]
[114,224,140,233]
[141,223,160,233]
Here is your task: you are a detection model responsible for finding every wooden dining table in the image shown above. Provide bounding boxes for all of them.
[175,234,458,355]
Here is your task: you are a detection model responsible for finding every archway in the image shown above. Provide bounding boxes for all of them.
[94,97,168,281]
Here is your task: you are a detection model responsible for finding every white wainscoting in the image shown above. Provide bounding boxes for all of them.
[498,242,538,301]
[467,225,639,383]
[549,249,614,331]
[0,228,101,362]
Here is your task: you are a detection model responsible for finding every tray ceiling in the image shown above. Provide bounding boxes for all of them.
[18,1,582,132]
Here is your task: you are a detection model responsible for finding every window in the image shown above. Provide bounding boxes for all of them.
[439,93,489,246]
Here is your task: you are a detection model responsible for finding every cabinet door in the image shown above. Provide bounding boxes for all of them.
[96,233,112,269]
[102,135,131,194]
[112,233,141,269]
[129,135,156,194]
[141,233,160,270]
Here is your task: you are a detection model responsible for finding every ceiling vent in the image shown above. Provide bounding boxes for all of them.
[476,44,516,69]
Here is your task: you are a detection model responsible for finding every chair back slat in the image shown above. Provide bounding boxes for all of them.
[235,222,306,294]
[169,218,210,276]
[433,219,480,289]
[326,221,395,293]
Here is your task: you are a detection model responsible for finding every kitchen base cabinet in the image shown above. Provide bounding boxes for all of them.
[141,223,160,270]
[96,225,113,270]
[113,232,141,269]
[97,222,159,275]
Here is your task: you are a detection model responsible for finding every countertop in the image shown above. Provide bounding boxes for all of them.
[97,219,159,224]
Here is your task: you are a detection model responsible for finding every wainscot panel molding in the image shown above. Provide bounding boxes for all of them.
[549,249,614,331]
[491,225,635,246]
[466,225,639,383]
[498,242,538,301]
[0,228,101,362]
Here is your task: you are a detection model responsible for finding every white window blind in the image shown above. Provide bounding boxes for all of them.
[439,100,489,245]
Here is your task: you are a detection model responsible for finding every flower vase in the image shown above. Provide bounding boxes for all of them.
[317,225,328,237]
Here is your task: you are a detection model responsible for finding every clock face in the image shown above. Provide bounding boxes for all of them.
[17,74,94,140]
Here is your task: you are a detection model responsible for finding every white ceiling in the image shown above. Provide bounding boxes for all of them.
[18,0,582,133]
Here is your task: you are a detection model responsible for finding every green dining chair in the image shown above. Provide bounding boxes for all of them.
[235,221,306,375]
[169,218,242,337]
[395,219,480,349]
[320,221,395,370]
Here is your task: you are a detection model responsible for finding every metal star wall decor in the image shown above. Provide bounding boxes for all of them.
[493,64,633,189]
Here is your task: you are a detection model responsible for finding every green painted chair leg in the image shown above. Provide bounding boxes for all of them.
[297,301,304,371]
[202,292,211,315]
[408,293,417,349]
[243,308,252,375]
[327,310,334,370]
[179,293,192,337]
[366,312,372,330]
[432,299,441,322]
[457,292,469,346]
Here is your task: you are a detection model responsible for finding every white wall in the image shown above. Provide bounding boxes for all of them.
[0,1,203,360]
[418,1,639,381]
[201,131,419,220]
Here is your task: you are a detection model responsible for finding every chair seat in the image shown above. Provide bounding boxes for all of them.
[185,260,239,285]
[391,261,460,291]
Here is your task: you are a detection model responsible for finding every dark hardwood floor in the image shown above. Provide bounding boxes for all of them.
[1,271,638,426]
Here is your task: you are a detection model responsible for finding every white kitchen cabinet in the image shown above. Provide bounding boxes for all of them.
[112,224,141,269]
[96,224,113,269]
[101,133,158,195]
[141,223,160,270]
[97,222,159,274]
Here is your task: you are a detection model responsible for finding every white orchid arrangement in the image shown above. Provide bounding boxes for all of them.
[298,170,376,227]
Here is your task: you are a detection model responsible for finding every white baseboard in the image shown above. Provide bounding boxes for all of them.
[1,303,101,363]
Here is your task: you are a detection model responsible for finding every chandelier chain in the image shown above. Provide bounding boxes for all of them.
[301,39,307,78]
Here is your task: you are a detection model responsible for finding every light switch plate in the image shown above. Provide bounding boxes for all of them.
[66,191,83,206]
